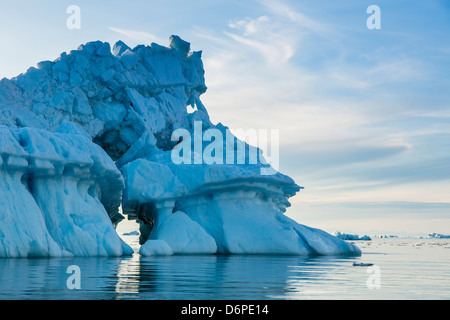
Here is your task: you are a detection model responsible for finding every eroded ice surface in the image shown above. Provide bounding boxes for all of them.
[0,36,360,257]
[0,127,132,257]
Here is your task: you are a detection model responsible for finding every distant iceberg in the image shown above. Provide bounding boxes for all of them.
[123,231,139,236]
[0,36,360,257]
[333,231,371,241]
[427,233,450,239]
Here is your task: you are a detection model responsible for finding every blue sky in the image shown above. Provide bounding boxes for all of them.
[0,0,449,236]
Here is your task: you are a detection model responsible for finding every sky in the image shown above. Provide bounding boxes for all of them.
[0,0,449,236]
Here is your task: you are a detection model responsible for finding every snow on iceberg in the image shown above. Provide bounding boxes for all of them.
[0,35,360,257]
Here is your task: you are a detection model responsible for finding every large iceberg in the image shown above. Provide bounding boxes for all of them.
[0,35,360,257]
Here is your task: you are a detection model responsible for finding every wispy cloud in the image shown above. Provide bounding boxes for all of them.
[108,27,166,45]
[224,30,295,66]
[218,0,334,68]
[258,0,332,36]
[223,17,299,66]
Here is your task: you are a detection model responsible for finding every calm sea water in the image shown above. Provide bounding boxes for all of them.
[0,236,449,300]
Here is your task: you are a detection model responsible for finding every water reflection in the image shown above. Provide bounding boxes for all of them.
[0,257,125,299]
[135,255,305,299]
[0,254,358,300]
[3,238,448,299]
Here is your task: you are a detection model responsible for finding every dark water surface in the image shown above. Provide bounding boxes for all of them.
[0,238,449,300]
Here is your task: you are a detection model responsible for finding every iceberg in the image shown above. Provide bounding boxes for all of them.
[333,231,372,241]
[0,35,360,257]
[427,233,450,239]
[0,127,132,257]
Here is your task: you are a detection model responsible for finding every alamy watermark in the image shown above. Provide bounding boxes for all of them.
[170,121,279,176]
[366,265,381,290]
[66,265,81,290]
[66,5,81,30]
[367,5,381,30]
